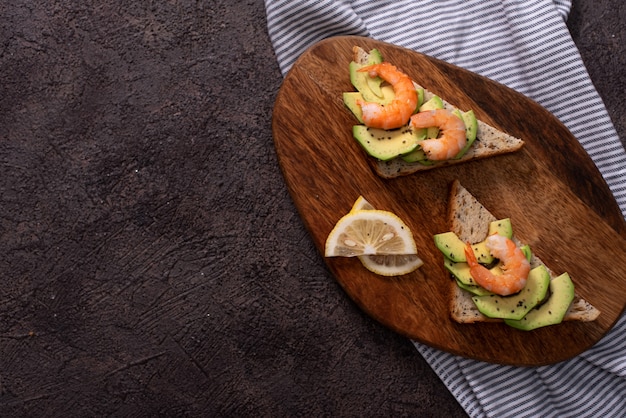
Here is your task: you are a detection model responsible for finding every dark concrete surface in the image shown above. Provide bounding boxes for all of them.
[0,1,623,416]
[568,2,626,149]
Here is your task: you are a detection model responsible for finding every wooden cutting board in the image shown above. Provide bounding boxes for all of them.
[271,36,626,366]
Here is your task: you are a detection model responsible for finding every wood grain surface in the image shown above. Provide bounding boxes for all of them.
[272,36,626,366]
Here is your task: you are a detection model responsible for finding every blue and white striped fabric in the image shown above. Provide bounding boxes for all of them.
[264,1,626,417]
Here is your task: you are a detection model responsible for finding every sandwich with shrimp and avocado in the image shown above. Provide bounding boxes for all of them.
[344,46,525,178]
[434,179,600,330]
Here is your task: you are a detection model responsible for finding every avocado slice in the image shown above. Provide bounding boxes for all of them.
[418,96,444,138]
[444,258,475,285]
[352,125,421,161]
[433,231,468,263]
[419,95,444,111]
[415,87,425,110]
[471,265,551,320]
[452,109,478,159]
[433,218,513,263]
[455,279,494,296]
[444,257,503,288]
[349,49,385,102]
[343,92,364,123]
[504,273,576,330]
[520,244,532,261]
[366,71,384,98]
[401,146,428,163]
[400,146,438,165]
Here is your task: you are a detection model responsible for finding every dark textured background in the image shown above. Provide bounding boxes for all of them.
[0,1,623,416]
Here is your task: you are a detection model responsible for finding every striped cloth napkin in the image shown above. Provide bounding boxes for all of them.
[264,1,626,417]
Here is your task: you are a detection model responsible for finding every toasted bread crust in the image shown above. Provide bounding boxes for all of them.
[352,45,371,65]
[446,180,600,324]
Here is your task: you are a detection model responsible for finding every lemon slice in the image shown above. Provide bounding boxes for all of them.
[325,209,417,257]
[358,254,424,276]
[350,195,375,212]
[347,196,423,275]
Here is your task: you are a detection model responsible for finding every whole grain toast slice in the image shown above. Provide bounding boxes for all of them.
[351,46,524,178]
[446,179,600,324]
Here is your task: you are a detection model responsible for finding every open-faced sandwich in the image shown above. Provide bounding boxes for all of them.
[344,46,524,178]
[434,180,600,330]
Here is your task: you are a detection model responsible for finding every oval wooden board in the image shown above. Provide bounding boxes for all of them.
[271,36,626,366]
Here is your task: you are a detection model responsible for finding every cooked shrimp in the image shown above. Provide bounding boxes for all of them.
[464,234,531,296]
[410,109,467,160]
[357,63,417,130]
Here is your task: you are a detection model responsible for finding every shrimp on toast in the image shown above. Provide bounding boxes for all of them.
[357,63,417,130]
[464,234,530,296]
[410,109,467,160]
